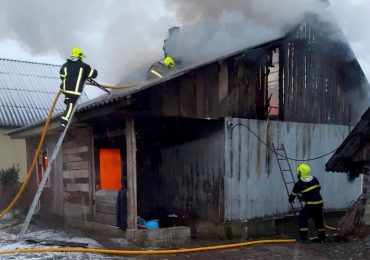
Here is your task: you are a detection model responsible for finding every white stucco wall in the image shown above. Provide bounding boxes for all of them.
[0,128,27,181]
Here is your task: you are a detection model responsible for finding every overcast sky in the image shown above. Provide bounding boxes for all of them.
[0,0,369,98]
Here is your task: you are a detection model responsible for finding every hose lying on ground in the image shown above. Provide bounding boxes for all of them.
[0,239,296,256]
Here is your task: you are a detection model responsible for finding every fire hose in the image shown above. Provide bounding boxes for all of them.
[0,239,297,256]
[0,82,338,257]
[0,80,139,219]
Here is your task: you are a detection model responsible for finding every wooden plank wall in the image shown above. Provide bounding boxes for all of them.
[62,128,93,221]
[139,23,361,125]
[156,125,225,221]
[95,190,118,226]
[280,23,352,124]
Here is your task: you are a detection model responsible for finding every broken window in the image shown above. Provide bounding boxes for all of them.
[36,148,50,188]
[267,49,280,117]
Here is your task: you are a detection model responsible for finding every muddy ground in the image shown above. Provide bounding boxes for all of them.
[0,218,370,260]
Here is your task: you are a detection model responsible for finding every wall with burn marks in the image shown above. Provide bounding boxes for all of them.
[157,126,225,222]
[225,118,361,220]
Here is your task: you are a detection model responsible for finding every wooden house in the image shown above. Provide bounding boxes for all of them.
[8,19,369,237]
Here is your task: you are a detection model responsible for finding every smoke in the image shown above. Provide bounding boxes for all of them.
[330,0,370,80]
[164,0,330,64]
[0,0,173,84]
[1,0,369,101]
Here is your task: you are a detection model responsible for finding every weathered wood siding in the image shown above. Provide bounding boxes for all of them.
[95,190,118,226]
[62,128,93,220]
[279,23,357,124]
[24,134,63,216]
[156,126,225,221]
[224,118,361,220]
[135,23,365,125]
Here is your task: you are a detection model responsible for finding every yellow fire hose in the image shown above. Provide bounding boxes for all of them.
[0,81,140,219]
[0,91,61,219]
[0,86,338,257]
[0,239,297,256]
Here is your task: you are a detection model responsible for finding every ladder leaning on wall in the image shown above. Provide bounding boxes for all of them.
[272,143,303,216]
[18,105,78,237]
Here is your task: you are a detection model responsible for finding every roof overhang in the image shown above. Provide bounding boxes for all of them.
[326,107,370,174]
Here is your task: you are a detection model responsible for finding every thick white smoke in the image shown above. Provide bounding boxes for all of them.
[0,0,173,84]
[330,0,370,80]
[164,0,330,64]
[1,0,368,94]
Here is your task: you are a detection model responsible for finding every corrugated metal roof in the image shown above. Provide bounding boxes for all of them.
[0,58,90,128]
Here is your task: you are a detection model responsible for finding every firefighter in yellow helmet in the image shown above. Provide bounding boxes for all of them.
[148,56,175,79]
[59,48,98,131]
[289,164,325,243]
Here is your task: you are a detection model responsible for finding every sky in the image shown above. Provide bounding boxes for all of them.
[0,0,369,98]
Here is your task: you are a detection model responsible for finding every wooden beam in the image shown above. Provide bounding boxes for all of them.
[75,104,116,121]
[93,129,125,139]
[125,118,137,230]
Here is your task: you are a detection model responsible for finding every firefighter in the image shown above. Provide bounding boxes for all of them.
[289,163,325,243]
[148,56,175,79]
[59,47,98,131]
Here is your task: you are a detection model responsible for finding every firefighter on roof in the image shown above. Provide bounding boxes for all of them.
[148,56,175,79]
[59,47,98,131]
[289,163,326,243]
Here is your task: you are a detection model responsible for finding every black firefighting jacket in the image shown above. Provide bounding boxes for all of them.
[60,59,98,96]
[289,176,323,205]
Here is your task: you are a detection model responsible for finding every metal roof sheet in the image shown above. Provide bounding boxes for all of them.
[0,58,90,128]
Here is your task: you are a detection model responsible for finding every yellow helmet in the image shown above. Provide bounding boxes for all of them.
[71,47,85,59]
[297,164,311,178]
[163,56,175,68]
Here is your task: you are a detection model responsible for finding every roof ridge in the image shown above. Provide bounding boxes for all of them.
[0,57,61,67]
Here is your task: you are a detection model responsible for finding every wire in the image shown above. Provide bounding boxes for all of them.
[230,123,337,162]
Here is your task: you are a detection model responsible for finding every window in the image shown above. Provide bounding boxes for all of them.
[267,49,280,117]
[36,149,50,188]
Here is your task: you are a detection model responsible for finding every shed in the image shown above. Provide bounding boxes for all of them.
[8,19,370,238]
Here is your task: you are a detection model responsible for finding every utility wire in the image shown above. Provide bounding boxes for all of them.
[230,123,338,162]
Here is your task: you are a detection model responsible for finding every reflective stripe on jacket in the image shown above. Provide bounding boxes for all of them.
[289,176,323,205]
[60,59,98,96]
[148,62,170,79]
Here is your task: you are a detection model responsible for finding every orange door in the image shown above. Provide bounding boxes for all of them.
[99,149,122,190]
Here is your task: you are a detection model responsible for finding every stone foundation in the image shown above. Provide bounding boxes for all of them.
[125,226,191,248]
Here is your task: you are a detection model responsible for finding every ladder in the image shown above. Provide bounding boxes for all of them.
[272,143,303,216]
[19,105,77,237]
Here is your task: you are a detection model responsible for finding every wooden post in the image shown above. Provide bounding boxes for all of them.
[126,118,137,230]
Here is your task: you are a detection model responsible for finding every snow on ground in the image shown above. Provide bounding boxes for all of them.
[0,221,129,259]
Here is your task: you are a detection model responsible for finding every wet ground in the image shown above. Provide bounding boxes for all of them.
[0,218,370,259]
[148,240,370,260]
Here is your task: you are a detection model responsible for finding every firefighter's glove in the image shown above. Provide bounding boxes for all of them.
[288,194,295,203]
